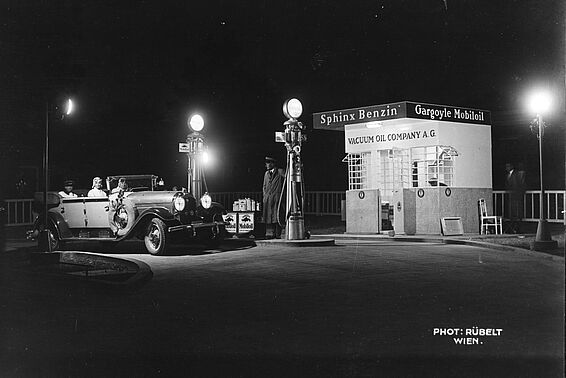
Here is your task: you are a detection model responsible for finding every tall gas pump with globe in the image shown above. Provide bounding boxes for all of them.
[280,98,308,240]
[184,114,206,199]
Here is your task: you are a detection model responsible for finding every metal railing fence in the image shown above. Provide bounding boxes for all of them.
[4,190,563,226]
[210,191,345,216]
[4,199,35,226]
[492,190,565,223]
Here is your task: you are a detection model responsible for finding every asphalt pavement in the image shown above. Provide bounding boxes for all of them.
[0,237,564,377]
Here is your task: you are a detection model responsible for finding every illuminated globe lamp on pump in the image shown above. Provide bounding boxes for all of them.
[281,98,309,240]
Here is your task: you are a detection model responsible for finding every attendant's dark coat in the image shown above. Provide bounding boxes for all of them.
[262,168,285,223]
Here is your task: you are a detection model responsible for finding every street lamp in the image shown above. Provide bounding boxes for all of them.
[186,114,206,199]
[526,89,558,250]
[39,98,74,252]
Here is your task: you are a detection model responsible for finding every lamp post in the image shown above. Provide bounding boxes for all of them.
[186,114,206,199]
[527,90,558,251]
[39,98,74,252]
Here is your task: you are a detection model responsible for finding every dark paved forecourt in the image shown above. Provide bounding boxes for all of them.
[1,240,563,377]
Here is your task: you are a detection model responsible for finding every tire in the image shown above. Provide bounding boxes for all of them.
[47,227,61,251]
[108,199,136,236]
[144,218,168,255]
[36,222,61,252]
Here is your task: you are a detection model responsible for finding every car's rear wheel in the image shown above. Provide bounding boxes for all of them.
[144,218,167,255]
[48,228,61,251]
[37,223,62,251]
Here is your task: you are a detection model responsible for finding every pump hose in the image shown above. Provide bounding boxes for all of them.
[277,173,288,227]
[277,154,289,227]
[202,168,209,193]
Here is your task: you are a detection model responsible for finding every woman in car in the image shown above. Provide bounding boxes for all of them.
[88,177,107,197]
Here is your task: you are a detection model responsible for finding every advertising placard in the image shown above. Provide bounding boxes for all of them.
[223,213,237,234]
[178,143,190,153]
[238,212,255,233]
[313,101,491,131]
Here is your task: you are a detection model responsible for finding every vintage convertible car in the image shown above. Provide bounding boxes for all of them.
[31,175,226,255]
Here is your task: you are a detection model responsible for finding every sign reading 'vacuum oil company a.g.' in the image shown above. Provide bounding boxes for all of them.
[312,101,491,131]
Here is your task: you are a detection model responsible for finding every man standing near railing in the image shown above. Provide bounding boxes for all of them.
[505,162,526,233]
[262,156,285,239]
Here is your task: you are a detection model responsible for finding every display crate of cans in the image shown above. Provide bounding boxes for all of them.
[232,198,260,212]
[223,198,262,236]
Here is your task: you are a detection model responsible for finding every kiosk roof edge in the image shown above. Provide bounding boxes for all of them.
[313,101,491,131]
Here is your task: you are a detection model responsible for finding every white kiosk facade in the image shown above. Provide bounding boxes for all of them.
[313,101,493,235]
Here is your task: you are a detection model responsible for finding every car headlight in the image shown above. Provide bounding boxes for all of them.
[200,193,212,209]
[173,195,186,212]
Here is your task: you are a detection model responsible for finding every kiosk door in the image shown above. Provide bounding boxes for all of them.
[392,189,417,235]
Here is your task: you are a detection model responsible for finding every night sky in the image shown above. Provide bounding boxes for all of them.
[2,0,564,197]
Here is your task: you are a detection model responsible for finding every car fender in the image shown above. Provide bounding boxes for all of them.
[197,202,226,221]
[125,207,177,238]
[34,211,71,240]
[209,201,225,214]
[50,211,73,239]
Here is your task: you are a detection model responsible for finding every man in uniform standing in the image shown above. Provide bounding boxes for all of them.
[505,162,526,233]
[262,156,285,239]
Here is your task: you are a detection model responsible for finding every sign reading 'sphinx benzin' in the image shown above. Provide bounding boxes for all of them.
[312,101,491,131]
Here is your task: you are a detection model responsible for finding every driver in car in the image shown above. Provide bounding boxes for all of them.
[111,177,129,194]
[58,180,78,198]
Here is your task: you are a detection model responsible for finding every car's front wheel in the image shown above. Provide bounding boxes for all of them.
[144,218,168,255]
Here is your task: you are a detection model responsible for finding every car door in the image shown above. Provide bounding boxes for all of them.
[60,198,87,228]
[84,197,111,228]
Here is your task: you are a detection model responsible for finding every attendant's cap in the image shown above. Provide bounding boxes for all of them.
[64,180,74,186]
[265,156,277,163]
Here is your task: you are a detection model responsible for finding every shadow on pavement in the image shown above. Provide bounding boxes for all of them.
[55,237,256,256]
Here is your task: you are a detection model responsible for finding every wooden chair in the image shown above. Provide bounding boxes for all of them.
[478,198,502,235]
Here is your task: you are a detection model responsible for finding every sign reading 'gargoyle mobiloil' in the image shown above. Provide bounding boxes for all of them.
[312,101,491,131]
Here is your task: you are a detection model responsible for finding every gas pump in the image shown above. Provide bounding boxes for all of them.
[186,114,206,199]
[279,98,308,240]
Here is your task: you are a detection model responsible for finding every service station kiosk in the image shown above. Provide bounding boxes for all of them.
[313,101,493,235]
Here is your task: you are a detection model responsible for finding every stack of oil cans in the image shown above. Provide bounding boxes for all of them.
[232,198,260,211]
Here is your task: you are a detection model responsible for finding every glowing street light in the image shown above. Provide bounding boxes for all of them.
[202,150,211,165]
[65,98,74,116]
[40,98,75,252]
[526,89,557,251]
[527,91,552,115]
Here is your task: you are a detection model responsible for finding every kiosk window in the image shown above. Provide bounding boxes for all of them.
[347,153,370,190]
[377,149,410,198]
[411,146,456,187]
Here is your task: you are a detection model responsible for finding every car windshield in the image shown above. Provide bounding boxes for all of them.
[107,175,157,192]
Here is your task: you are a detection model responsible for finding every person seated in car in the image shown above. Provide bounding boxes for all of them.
[58,180,78,198]
[88,177,107,197]
[111,177,129,194]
